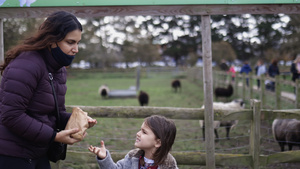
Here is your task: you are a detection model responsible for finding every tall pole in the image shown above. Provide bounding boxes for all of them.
[201,15,215,169]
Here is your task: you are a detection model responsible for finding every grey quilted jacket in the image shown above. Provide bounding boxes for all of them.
[96,148,179,169]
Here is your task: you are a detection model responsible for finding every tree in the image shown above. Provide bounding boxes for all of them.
[2,14,291,68]
[140,14,287,62]
[74,17,123,68]
[212,41,237,64]
[3,18,43,52]
[122,37,161,67]
[122,40,138,68]
[141,15,202,66]
[186,51,199,67]
[252,14,283,59]
[136,38,161,66]
[281,14,300,60]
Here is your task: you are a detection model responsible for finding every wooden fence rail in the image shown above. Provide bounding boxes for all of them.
[217,71,300,109]
[59,150,300,168]
[53,102,300,169]
[186,67,300,109]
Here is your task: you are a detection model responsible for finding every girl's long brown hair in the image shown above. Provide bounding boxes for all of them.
[145,115,177,166]
[0,11,82,74]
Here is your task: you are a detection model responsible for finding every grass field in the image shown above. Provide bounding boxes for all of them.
[65,69,203,107]
[60,69,298,169]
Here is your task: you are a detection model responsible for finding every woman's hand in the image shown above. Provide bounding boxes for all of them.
[88,140,107,159]
[55,128,80,145]
[87,116,97,128]
[81,116,97,139]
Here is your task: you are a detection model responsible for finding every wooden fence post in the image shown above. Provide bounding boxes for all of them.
[249,73,253,99]
[201,14,216,169]
[234,73,239,98]
[296,79,300,108]
[275,76,281,109]
[213,71,216,89]
[136,66,140,91]
[260,75,266,109]
[193,67,198,82]
[242,73,246,101]
[250,99,261,169]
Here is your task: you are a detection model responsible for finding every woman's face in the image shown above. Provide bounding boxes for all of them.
[51,29,82,55]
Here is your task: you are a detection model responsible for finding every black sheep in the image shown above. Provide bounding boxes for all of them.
[101,89,107,97]
[272,119,300,151]
[214,84,233,100]
[172,79,181,93]
[98,85,110,98]
[138,91,149,106]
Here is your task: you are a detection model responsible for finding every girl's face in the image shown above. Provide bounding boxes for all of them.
[135,122,161,156]
[51,29,82,55]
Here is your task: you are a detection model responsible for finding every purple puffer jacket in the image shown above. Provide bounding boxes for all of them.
[0,49,71,159]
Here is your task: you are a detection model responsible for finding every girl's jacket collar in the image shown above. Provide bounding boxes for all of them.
[128,149,178,169]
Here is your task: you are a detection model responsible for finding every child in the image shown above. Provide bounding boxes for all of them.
[89,115,178,169]
[228,65,236,82]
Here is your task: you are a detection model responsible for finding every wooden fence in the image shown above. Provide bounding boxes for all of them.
[187,67,300,109]
[218,71,300,109]
[52,103,300,169]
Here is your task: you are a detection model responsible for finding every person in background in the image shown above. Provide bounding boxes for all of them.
[267,58,280,91]
[291,54,300,82]
[219,59,229,71]
[290,54,300,93]
[255,59,266,89]
[0,11,97,169]
[219,59,229,82]
[228,64,236,82]
[89,115,178,169]
[240,61,252,86]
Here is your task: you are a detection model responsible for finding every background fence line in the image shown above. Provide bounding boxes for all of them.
[187,67,299,109]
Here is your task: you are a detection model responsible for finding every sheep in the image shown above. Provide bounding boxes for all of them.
[98,85,110,98]
[214,84,233,100]
[199,99,245,141]
[172,79,181,93]
[138,90,149,106]
[272,119,300,151]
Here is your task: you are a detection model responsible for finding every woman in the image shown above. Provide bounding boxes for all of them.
[240,61,252,86]
[268,58,280,91]
[0,11,97,169]
[255,59,266,89]
[290,55,300,93]
[291,54,300,82]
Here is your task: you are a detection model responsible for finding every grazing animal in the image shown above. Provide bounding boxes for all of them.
[172,79,181,93]
[98,85,110,98]
[199,99,245,141]
[214,84,233,100]
[272,119,300,151]
[138,90,149,106]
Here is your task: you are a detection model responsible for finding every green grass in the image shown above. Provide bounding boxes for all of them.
[61,69,296,169]
[65,70,203,107]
